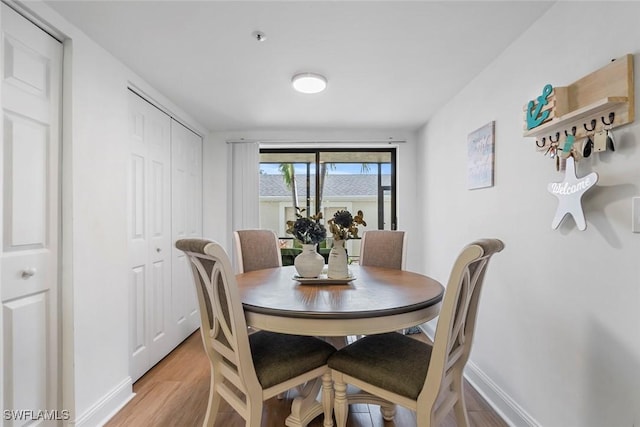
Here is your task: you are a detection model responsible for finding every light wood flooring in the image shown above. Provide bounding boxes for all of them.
[105,331,507,427]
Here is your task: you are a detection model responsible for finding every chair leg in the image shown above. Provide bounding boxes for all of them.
[452,374,470,427]
[246,399,263,427]
[203,375,220,427]
[321,371,334,427]
[332,372,348,427]
[379,404,396,420]
[415,408,435,427]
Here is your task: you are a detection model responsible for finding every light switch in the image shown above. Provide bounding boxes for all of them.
[633,197,640,233]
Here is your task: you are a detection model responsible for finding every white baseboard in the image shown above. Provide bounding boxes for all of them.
[72,377,134,427]
[417,324,540,427]
[464,362,540,427]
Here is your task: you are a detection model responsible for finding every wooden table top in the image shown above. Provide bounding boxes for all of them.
[236,265,444,320]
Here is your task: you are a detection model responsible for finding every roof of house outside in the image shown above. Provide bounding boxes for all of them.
[260,174,391,197]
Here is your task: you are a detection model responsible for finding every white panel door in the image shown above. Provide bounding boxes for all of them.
[171,120,202,340]
[1,4,62,426]
[127,91,173,382]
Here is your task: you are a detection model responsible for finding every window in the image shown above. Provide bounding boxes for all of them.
[259,148,397,248]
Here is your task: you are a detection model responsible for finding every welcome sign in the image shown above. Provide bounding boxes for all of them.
[547,157,598,231]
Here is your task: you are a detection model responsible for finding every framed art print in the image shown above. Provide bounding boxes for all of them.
[467,121,495,190]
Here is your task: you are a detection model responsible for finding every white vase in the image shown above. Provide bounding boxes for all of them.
[327,239,349,278]
[294,244,325,278]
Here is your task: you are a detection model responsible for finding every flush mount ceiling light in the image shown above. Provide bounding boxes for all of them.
[291,73,327,94]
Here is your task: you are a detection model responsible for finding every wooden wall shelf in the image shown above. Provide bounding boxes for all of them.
[524,97,628,140]
[524,54,634,148]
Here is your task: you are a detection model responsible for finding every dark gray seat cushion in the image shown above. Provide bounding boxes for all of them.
[250,331,336,389]
[328,332,432,399]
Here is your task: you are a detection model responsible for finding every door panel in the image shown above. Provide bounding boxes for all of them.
[3,293,48,416]
[5,116,47,248]
[150,259,166,342]
[127,92,202,381]
[3,35,49,96]
[127,91,172,382]
[171,120,202,337]
[1,4,62,424]
[130,266,145,359]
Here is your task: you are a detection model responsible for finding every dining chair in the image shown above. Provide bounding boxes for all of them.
[233,229,282,273]
[359,230,407,270]
[359,230,411,334]
[175,238,336,427]
[329,238,504,427]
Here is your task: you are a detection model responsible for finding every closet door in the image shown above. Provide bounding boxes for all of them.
[171,120,202,340]
[127,91,173,382]
[1,4,62,423]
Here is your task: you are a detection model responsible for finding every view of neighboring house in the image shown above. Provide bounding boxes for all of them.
[259,173,390,238]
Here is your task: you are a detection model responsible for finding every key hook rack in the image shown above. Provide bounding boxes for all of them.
[523,54,634,161]
[584,119,597,132]
[602,112,615,126]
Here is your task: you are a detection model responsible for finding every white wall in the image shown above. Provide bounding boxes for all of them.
[17,1,640,426]
[204,129,423,270]
[418,2,640,426]
[10,2,206,425]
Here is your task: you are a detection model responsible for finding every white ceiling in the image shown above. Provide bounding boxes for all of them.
[44,1,554,132]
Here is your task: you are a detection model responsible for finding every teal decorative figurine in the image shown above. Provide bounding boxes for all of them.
[526,84,553,130]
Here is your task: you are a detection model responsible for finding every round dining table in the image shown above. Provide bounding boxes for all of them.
[235,264,445,427]
[236,264,445,337]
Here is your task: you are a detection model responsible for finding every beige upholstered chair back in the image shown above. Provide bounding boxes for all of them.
[419,239,504,415]
[233,229,282,273]
[359,230,407,270]
[175,239,262,409]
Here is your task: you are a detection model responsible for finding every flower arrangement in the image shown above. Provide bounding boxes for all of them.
[328,210,366,240]
[286,210,327,245]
